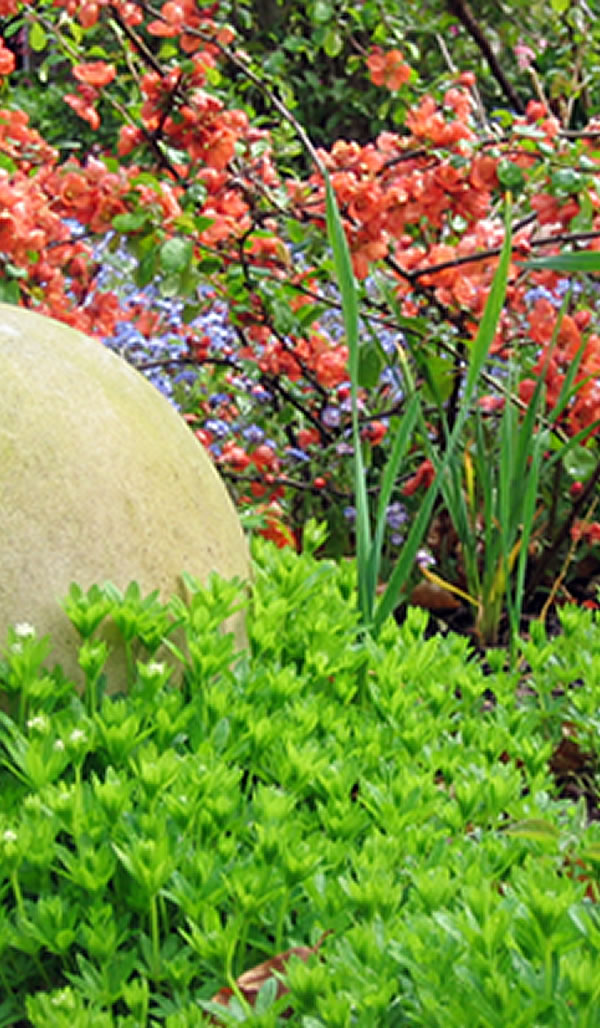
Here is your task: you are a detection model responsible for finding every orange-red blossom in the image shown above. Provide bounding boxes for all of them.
[367,48,411,90]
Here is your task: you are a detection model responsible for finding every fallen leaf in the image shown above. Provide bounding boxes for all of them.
[410,581,462,612]
[549,737,596,777]
[209,932,331,1022]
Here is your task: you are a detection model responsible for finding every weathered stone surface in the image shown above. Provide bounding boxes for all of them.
[0,303,249,686]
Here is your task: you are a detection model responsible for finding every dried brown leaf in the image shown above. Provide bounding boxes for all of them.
[410,581,462,612]
[209,932,331,1022]
[549,737,596,777]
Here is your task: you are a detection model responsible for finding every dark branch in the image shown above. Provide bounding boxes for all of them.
[445,0,525,114]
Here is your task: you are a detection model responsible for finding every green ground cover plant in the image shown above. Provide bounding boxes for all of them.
[2,531,600,1026]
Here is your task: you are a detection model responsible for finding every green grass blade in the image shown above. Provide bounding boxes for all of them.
[521,252,600,273]
[324,176,372,622]
[464,203,513,398]
[374,194,514,632]
[325,178,360,377]
[514,436,544,613]
[545,345,588,427]
[368,395,420,590]
[374,485,440,627]
[498,387,516,549]
[475,414,495,578]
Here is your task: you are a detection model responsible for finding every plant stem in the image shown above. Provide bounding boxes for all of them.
[150,893,160,978]
[11,870,24,917]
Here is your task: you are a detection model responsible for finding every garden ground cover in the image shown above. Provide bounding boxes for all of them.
[2,528,600,1026]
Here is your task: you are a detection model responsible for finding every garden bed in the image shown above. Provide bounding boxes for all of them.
[1,530,600,1026]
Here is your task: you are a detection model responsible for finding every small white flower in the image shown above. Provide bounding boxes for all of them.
[147,661,165,676]
[53,739,66,752]
[27,715,49,733]
[14,622,35,638]
[69,729,86,744]
[3,829,17,844]
[51,989,71,1006]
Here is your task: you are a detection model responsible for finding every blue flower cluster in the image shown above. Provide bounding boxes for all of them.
[524,278,579,308]
[89,233,423,552]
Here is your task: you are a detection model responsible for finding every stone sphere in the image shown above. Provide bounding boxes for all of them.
[0,303,250,686]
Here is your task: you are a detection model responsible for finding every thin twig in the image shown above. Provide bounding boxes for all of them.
[538,498,598,625]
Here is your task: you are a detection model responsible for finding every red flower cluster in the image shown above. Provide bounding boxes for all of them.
[0,37,15,75]
[52,1,142,28]
[520,301,600,438]
[571,520,600,545]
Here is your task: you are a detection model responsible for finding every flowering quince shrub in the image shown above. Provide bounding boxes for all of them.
[0,0,599,595]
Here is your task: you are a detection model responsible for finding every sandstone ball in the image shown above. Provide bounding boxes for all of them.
[0,303,250,686]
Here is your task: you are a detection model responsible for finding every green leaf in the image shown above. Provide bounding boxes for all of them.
[368,393,420,594]
[4,262,27,280]
[112,211,150,233]
[0,152,16,173]
[130,172,161,190]
[254,976,279,1013]
[160,237,193,276]
[357,344,383,389]
[272,299,296,335]
[197,256,223,274]
[551,168,583,195]
[286,219,307,245]
[159,273,184,298]
[503,819,560,841]
[580,845,600,863]
[374,194,514,631]
[29,22,48,52]
[563,445,597,481]
[0,279,21,304]
[324,175,371,622]
[569,192,593,232]
[323,28,343,57]
[496,159,525,192]
[313,0,333,23]
[464,198,512,399]
[68,19,82,46]
[264,50,286,75]
[136,250,158,288]
[182,302,202,324]
[421,354,455,405]
[192,215,215,232]
[297,303,326,329]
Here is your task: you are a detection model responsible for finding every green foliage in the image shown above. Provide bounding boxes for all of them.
[213,0,600,152]
[218,0,411,148]
[8,77,120,157]
[1,546,600,1023]
[325,152,515,634]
